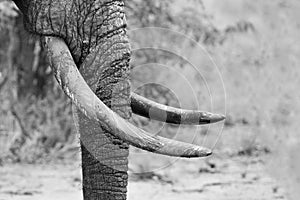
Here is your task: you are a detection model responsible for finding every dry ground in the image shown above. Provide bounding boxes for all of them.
[0,155,287,200]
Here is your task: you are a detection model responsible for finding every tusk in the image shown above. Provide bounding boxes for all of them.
[45,36,212,158]
[131,93,225,125]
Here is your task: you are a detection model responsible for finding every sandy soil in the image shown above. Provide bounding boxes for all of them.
[0,156,287,200]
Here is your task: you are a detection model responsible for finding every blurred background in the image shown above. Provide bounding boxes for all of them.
[0,0,299,199]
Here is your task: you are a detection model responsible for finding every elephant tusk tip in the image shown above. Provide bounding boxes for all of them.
[187,146,212,158]
[198,147,213,157]
[208,113,226,124]
[206,150,213,156]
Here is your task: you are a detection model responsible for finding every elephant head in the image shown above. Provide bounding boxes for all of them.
[12,0,225,199]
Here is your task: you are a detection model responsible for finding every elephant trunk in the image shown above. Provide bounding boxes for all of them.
[75,2,131,200]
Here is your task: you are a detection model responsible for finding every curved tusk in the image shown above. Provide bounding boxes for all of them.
[131,93,225,125]
[45,36,212,158]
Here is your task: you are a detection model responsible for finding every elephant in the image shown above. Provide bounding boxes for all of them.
[11,0,225,199]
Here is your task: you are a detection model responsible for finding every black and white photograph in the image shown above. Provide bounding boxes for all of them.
[0,0,299,199]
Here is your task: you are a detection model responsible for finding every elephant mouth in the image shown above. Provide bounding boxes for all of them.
[45,36,225,158]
